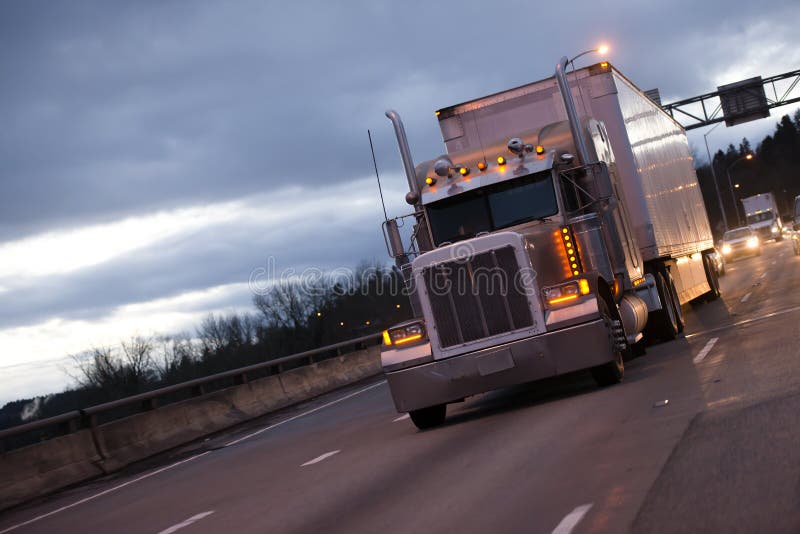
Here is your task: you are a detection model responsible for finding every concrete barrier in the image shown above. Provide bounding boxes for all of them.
[0,429,105,511]
[0,345,382,511]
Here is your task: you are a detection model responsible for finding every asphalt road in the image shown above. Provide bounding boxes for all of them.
[2,240,800,534]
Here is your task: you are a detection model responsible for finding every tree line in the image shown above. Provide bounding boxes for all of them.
[695,111,800,238]
[0,262,411,431]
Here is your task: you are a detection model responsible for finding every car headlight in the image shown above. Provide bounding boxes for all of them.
[383,320,427,347]
[771,226,779,234]
[747,237,759,248]
[722,244,732,255]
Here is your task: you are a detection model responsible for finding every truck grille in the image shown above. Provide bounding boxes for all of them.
[422,246,534,349]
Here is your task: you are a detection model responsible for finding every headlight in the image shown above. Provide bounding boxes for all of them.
[542,279,591,306]
[383,320,427,347]
[771,226,779,234]
[747,237,759,248]
[722,244,732,255]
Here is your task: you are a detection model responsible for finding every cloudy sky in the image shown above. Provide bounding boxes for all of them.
[1,0,799,403]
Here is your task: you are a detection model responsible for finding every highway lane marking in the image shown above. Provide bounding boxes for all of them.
[740,292,752,303]
[772,260,777,265]
[301,450,340,466]
[552,503,593,534]
[157,511,215,534]
[393,414,410,422]
[760,272,767,279]
[693,337,719,364]
[0,452,212,534]
[224,380,386,447]
[0,381,388,533]
[685,304,800,339]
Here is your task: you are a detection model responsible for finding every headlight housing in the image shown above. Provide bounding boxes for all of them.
[771,225,779,234]
[542,279,591,306]
[722,244,732,255]
[383,320,427,347]
[747,237,759,249]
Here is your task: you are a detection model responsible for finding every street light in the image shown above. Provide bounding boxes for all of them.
[569,44,609,63]
[726,154,754,227]
[703,123,728,232]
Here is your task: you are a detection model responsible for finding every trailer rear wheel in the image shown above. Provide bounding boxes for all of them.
[700,253,721,302]
[591,298,625,387]
[643,271,679,343]
[409,404,446,430]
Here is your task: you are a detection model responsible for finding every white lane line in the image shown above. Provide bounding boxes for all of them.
[0,381,387,533]
[686,304,800,339]
[301,450,340,466]
[552,504,593,534]
[393,414,410,422]
[225,380,386,447]
[740,292,752,303]
[760,272,767,279]
[772,260,777,265]
[0,452,211,534]
[693,337,719,364]
[157,511,215,534]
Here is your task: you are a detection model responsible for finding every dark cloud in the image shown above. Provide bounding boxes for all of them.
[0,1,798,344]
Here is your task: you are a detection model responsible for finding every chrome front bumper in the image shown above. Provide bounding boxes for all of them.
[385,317,615,413]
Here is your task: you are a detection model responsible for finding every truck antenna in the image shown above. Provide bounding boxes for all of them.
[368,129,390,222]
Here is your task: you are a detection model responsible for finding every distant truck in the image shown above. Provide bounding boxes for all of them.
[742,192,783,241]
[380,60,719,429]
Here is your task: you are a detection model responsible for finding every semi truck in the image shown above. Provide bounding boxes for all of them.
[742,192,783,241]
[380,58,719,430]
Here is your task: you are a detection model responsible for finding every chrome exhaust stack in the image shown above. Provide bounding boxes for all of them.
[385,110,421,206]
[555,57,591,166]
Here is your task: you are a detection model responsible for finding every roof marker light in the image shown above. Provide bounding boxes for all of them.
[425,176,437,186]
[477,161,487,171]
[458,166,469,176]
[497,156,506,166]
[535,145,545,155]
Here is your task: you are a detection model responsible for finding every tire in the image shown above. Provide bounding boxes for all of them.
[591,298,625,387]
[643,271,679,343]
[666,271,684,333]
[701,254,721,302]
[409,404,447,430]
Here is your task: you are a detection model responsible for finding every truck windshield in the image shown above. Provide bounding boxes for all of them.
[746,211,774,225]
[426,170,557,246]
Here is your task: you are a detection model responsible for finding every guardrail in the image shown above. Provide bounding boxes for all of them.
[0,333,382,451]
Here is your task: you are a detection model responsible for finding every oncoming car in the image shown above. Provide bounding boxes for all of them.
[721,227,761,260]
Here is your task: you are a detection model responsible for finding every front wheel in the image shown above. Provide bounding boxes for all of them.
[591,298,624,387]
[409,404,447,430]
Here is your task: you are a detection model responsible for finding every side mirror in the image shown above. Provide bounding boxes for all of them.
[383,219,405,259]
[589,162,615,200]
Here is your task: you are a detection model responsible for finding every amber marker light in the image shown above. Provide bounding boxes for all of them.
[497,156,506,166]
[458,166,469,176]
[535,145,545,155]
[548,294,579,305]
[394,333,422,345]
[477,161,487,171]
[579,279,590,295]
[425,176,437,186]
